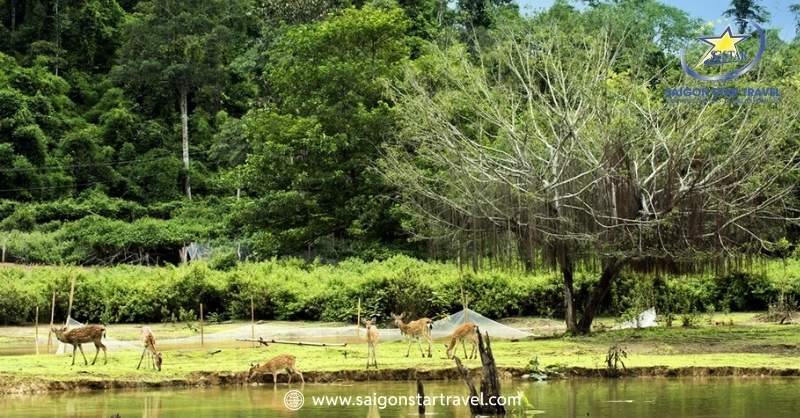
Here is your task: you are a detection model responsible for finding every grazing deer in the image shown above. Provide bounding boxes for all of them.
[391,313,433,358]
[51,325,107,366]
[137,327,162,371]
[248,354,304,384]
[444,322,478,359]
[364,319,379,369]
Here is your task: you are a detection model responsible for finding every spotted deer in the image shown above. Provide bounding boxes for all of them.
[444,322,479,359]
[248,354,304,384]
[51,324,107,366]
[390,313,433,358]
[137,327,162,371]
[364,319,379,369]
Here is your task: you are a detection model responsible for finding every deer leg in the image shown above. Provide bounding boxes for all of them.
[71,345,77,366]
[368,344,374,368]
[292,368,305,384]
[78,344,88,365]
[101,342,107,365]
[138,348,147,369]
[425,335,432,358]
[462,339,468,359]
[416,337,425,357]
[373,344,378,368]
[405,337,412,357]
[91,344,100,365]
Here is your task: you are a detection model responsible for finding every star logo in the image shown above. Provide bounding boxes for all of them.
[697,26,750,67]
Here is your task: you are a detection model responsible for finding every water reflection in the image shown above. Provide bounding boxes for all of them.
[2,378,800,418]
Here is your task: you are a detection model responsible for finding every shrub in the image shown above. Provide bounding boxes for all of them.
[1,256,799,325]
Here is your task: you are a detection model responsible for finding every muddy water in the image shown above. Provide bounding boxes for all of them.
[1,378,799,417]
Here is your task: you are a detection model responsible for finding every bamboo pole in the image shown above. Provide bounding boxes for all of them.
[47,291,55,352]
[34,306,39,355]
[356,297,361,337]
[250,296,255,348]
[199,303,204,348]
[458,255,468,323]
[66,274,75,325]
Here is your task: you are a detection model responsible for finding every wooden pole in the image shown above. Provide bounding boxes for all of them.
[34,306,39,355]
[458,255,468,324]
[199,303,204,348]
[416,379,426,416]
[356,297,362,337]
[47,291,55,352]
[66,274,75,325]
[250,296,255,348]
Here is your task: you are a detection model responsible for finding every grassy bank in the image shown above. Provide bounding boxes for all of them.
[2,314,800,393]
[3,256,800,326]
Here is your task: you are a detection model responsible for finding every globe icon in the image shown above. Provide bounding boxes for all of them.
[283,389,305,411]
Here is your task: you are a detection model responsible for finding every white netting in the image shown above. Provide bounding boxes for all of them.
[53,309,531,353]
[431,309,534,339]
[55,317,138,354]
[613,307,657,330]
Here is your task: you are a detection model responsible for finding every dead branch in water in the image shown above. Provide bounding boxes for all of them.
[452,328,506,415]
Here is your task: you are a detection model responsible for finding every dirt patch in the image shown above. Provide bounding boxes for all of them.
[3,366,800,395]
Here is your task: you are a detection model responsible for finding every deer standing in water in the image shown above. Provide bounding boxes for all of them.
[137,327,162,371]
[364,319,379,369]
[248,354,304,384]
[391,313,433,358]
[51,325,107,366]
[444,322,478,359]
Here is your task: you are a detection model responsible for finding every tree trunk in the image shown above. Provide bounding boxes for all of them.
[575,258,625,334]
[180,87,192,199]
[54,0,60,76]
[515,226,535,271]
[561,264,579,334]
[557,248,578,334]
[10,0,16,32]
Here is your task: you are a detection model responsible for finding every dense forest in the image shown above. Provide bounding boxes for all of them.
[0,0,798,269]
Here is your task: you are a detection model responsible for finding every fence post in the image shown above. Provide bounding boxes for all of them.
[356,297,361,337]
[47,292,55,352]
[66,275,75,325]
[34,306,39,355]
[199,303,204,348]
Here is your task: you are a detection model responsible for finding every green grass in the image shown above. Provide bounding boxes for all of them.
[2,316,800,384]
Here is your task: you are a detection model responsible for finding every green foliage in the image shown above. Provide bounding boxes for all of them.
[2,257,800,325]
[237,4,414,257]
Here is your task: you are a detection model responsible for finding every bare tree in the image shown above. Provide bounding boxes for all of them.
[382,19,800,334]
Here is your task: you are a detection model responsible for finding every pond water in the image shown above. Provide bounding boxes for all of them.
[1,378,799,418]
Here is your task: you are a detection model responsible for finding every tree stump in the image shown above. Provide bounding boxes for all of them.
[453,328,506,415]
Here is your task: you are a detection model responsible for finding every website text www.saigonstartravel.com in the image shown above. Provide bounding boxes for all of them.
[282,389,521,411]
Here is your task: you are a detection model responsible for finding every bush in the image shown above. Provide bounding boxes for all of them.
[1,256,799,325]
